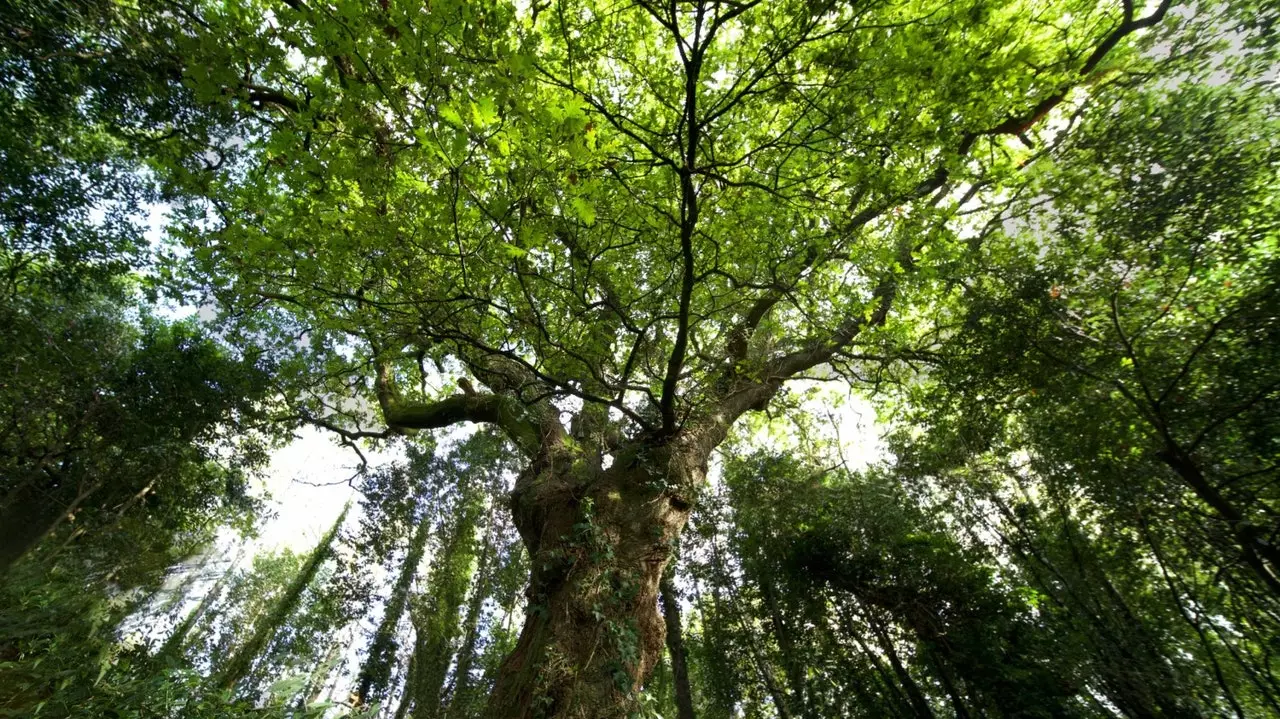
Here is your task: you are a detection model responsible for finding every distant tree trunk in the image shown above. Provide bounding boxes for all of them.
[693,512,801,719]
[1139,516,1247,719]
[986,493,1172,718]
[929,658,970,719]
[157,545,244,662]
[406,495,482,718]
[299,630,345,709]
[394,652,420,719]
[758,572,811,718]
[213,504,348,692]
[446,502,498,719]
[356,517,433,706]
[838,606,921,719]
[1157,446,1280,595]
[861,612,935,719]
[660,574,696,719]
[697,584,743,719]
[483,441,703,719]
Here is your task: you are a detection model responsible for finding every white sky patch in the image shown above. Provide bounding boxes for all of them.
[735,380,886,473]
[255,426,402,552]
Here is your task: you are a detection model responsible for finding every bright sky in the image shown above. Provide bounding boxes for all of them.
[141,204,393,552]
[255,427,399,551]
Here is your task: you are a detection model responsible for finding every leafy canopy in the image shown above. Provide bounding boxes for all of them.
[163,0,1185,445]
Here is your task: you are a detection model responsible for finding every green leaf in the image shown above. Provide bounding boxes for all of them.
[568,197,596,225]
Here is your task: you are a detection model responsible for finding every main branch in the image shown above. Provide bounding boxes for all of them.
[660,5,709,435]
[375,360,546,457]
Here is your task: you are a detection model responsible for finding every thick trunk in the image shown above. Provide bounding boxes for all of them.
[484,443,699,719]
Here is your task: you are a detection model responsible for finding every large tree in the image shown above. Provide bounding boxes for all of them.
[127,0,1263,715]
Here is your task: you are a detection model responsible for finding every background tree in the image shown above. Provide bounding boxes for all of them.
[213,504,349,694]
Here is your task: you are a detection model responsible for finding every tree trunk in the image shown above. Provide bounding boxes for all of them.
[863,612,935,719]
[483,442,700,719]
[394,651,420,719]
[214,504,348,692]
[447,502,498,719]
[1157,446,1280,594]
[157,544,245,662]
[299,631,344,709]
[660,575,696,719]
[759,571,809,718]
[356,517,432,706]
[839,607,921,719]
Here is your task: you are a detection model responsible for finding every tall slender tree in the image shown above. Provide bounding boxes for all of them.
[356,518,433,707]
[660,572,697,719]
[214,505,349,693]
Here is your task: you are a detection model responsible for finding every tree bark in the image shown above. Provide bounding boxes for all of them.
[482,440,701,719]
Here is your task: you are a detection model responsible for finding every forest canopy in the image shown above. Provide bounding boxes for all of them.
[1,0,1278,718]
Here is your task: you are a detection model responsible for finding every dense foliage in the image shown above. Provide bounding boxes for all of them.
[2,0,1278,717]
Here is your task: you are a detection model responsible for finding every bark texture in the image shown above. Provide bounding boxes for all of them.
[482,437,704,719]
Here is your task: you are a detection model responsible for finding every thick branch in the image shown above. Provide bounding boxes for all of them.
[376,360,546,457]
[701,0,1175,431]
[240,83,302,113]
[986,0,1173,138]
[768,278,897,381]
[725,246,824,369]
[726,291,784,365]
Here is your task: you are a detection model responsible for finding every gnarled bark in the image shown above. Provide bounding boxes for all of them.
[482,438,703,719]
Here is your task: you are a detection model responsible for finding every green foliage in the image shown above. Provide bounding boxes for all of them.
[0,289,273,574]
[0,0,225,298]
[681,452,1077,718]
